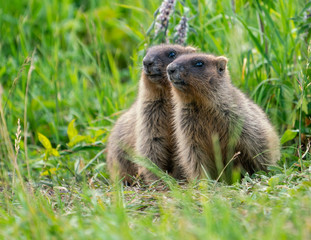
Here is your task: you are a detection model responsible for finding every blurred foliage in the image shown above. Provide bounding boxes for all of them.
[0,0,310,185]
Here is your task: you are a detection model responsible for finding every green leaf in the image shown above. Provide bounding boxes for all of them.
[280,129,298,145]
[268,177,280,188]
[94,129,106,138]
[67,119,78,141]
[67,135,87,148]
[50,148,60,157]
[302,97,308,114]
[40,168,57,176]
[38,132,52,150]
[74,158,81,174]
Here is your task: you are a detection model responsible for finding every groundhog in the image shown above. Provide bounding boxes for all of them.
[106,44,195,184]
[167,53,280,181]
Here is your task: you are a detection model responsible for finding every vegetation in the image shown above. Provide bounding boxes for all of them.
[0,0,310,239]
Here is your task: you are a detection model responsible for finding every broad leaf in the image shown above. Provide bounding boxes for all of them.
[67,135,87,148]
[280,129,298,145]
[67,119,78,141]
[38,132,52,150]
[50,148,60,157]
[40,168,57,176]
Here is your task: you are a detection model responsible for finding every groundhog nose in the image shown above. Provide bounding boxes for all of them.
[168,68,175,75]
[143,58,154,67]
[167,65,177,75]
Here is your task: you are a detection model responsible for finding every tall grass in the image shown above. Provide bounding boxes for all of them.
[0,0,310,239]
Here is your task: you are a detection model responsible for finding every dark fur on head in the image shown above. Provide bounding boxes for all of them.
[142,44,196,85]
[167,53,229,104]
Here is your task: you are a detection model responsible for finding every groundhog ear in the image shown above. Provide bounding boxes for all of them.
[216,56,228,74]
[185,46,196,53]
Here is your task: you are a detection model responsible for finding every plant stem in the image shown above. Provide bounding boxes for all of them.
[24,49,36,180]
[298,83,303,171]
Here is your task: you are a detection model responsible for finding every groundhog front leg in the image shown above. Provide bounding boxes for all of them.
[170,154,186,180]
[107,135,138,185]
[108,153,138,185]
[136,137,172,182]
[178,144,218,181]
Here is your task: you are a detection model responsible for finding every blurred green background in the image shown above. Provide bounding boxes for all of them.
[0,0,310,179]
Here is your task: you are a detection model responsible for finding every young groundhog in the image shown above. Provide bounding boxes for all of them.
[167,53,280,180]
[106,44,195,184]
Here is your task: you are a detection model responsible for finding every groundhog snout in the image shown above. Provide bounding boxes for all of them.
[167,63,183,78]
[167,63,186,88]
[167,63,178,74]
[143,57,162,75]
[143,57,154,68]
[167,65,176,75]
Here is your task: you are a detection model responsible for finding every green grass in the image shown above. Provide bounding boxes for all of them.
[0,0,310,239]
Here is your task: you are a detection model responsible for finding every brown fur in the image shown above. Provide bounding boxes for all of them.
[106,44,195,184]
[167,53,280,180]
[106,103,138,184]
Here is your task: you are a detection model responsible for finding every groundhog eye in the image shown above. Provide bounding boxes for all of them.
[194,61,204,67]
[168,51,176,58]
